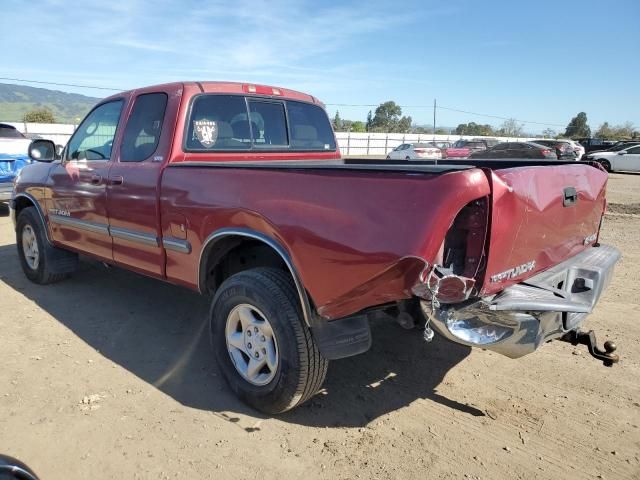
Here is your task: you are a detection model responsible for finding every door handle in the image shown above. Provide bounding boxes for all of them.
[563,187,578,207]
[109,176,124,186]
[90,174,102,185]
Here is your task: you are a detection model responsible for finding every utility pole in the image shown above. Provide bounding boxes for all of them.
[433,98,437,139]
[433,98,437,165]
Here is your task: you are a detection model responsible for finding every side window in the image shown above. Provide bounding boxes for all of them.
[67,100,123,160]
[186,95,249,150]
[287,100,336,150]
[248,101,288,147]
[120,93,168,162]
[625,146,640,154]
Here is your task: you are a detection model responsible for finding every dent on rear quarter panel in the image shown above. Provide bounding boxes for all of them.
[161,167,491,320]
[480,164,607,296]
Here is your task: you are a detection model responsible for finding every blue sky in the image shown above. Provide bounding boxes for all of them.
[1,0,638,132]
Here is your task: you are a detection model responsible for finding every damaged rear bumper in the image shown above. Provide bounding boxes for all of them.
[422,244,621,358]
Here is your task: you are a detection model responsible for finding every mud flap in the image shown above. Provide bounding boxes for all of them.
[311,314,372,360]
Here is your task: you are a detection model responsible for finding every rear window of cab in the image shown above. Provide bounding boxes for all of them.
[185,94,336,152]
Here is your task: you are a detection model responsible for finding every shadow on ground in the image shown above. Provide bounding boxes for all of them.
[0,242,478,428]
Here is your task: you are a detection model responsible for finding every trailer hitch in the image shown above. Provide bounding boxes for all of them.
[561,330,619,367]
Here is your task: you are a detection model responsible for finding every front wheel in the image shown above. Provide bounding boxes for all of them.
[598,159,612,172]
[16,207,77,284]
[210,268,328,414]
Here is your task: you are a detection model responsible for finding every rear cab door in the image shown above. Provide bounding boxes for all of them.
[107,84,182,277]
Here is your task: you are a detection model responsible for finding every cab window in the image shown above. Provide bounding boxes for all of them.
[185,94,336,152]
[121,93,168,162]
[67,100,123,161]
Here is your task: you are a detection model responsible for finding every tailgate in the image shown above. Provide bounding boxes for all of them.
[480,163,607,296]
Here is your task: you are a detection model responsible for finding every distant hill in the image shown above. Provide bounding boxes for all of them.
[0,83,102,123]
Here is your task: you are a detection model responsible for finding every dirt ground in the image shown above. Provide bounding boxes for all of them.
[1,173,639,480]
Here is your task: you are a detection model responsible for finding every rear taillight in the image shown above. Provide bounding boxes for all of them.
[413,198,490,304]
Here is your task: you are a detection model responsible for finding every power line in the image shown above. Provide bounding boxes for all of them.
[326,102,565,127]
[0,76,565,128]
[0,77,124,92]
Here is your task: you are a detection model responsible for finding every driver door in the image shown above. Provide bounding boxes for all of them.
[47,98,127,261]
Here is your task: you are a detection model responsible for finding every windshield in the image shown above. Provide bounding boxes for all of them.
[0,125,26,139]
[608,142,639,151]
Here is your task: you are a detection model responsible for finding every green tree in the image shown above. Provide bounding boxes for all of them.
[434,128,449,135]
[541,128,557,138]
[23,107,56,123]
[370,101,412,132]
[398,116,412,133]
[366,110,373,132]
[332,110,342,131]
[613,121,635,139]
[564,112,590,138]
[455,122,495,136]
[350,121,366,132]
[371,101,401,131]
[595,122,613,139]
[498,118,524,137]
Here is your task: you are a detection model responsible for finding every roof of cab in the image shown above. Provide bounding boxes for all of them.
[101,81,321,105]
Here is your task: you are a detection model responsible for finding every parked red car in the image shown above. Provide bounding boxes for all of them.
[443,139,490,158]
[11,81,620,413]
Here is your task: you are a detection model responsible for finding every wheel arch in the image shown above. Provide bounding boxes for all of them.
[198,228,314,327]
[11,193,52,243]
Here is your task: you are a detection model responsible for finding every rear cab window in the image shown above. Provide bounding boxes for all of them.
[185,95,336,152]
[121,92,168,162]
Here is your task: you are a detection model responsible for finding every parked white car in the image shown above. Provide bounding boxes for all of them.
[583,143,640,172]
[565,139,586,160]
[387,142,442,160]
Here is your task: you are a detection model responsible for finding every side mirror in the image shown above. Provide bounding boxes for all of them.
[28,139,58,162]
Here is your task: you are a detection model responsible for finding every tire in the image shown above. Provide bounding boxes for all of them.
[210,268,328,414]
[598,159,612,172]
[16,207,77,284]
[386,155,390,160]
[405,156,411,160]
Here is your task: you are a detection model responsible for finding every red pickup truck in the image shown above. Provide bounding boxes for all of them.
[11,81,620,414]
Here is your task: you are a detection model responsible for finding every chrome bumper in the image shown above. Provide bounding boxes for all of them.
[423,244,621,358]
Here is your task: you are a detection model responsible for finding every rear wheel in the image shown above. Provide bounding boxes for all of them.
[405,156,411,160]
[598,159,612,172]
[16,207,77,284]
[210,268,328,414]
